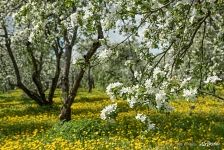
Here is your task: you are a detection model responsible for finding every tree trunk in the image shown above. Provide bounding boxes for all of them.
[26,42,49,104]
[59,23,103,121]
[59,27,78,121]
[59,69,85,121]
[48,52,62,103]
[2,23,51,106]
[59,103,71,121]
[88,65,93,93]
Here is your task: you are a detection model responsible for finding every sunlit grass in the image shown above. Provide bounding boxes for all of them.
[0,88,224,149]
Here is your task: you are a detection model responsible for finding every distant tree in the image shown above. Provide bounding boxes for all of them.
[0,1,62,105]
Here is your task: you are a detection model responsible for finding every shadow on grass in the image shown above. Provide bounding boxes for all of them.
[46,111,224,141]
[0,104,61,118]
[72,107,103,115]
[0,95,19,103]
[0,94,34,106]
[0,121,55,138]
[145,112,224,145]
[75,96,109,103]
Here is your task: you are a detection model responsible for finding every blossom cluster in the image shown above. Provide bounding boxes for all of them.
[99,49,112,60]
[204,75,222,84]
[135,114,155,131]
[106,82,123,100]
[100,103,117,120]
[183,88,197,100]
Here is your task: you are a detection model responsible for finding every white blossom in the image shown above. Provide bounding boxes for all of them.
[144,79,155,94]
[124,60,132,66]
[144,79,153,88]
[106,82,123,101]
[155,90,166,109]
[110,3,122,13]
[136,114,156,130]
[136,113,147,123]
[164,63,171,71]
[153,67,165,79]
[183,88,197,100]
[28,32,35,42]
[204,76,222,84]
[98,48,112,60]
[120,87,132,95]
[190,8,196,23]
[155,90,166,101]
[127,96,137,108]
[100,103,117,120]
[147,121,156,130]
[180,77,192,87]
[134,71,142,79]
[70,12,78,27]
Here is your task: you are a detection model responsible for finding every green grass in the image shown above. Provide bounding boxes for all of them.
[0,88,224,149]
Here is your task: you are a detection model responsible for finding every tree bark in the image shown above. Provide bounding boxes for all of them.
[48,47,63,103]
[88,64,93,93]
[26,42,48,104]
[61,28,76,101]
[59,23,104,121]
[59,68,85,121]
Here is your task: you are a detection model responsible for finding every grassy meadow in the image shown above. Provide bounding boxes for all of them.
[0,88,224,149]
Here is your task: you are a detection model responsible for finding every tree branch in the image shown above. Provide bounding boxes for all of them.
[199,90,224,101]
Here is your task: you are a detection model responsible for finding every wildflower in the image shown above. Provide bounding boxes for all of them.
[100,103,117,120]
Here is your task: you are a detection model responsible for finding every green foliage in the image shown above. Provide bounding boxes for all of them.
[46,119,107,141]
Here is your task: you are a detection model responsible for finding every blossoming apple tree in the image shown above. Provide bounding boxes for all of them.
[0,0,63,105]
[99,0,224,130]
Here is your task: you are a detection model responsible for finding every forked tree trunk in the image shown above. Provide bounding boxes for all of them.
[2,23,61,106]
[59,23,103,121]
